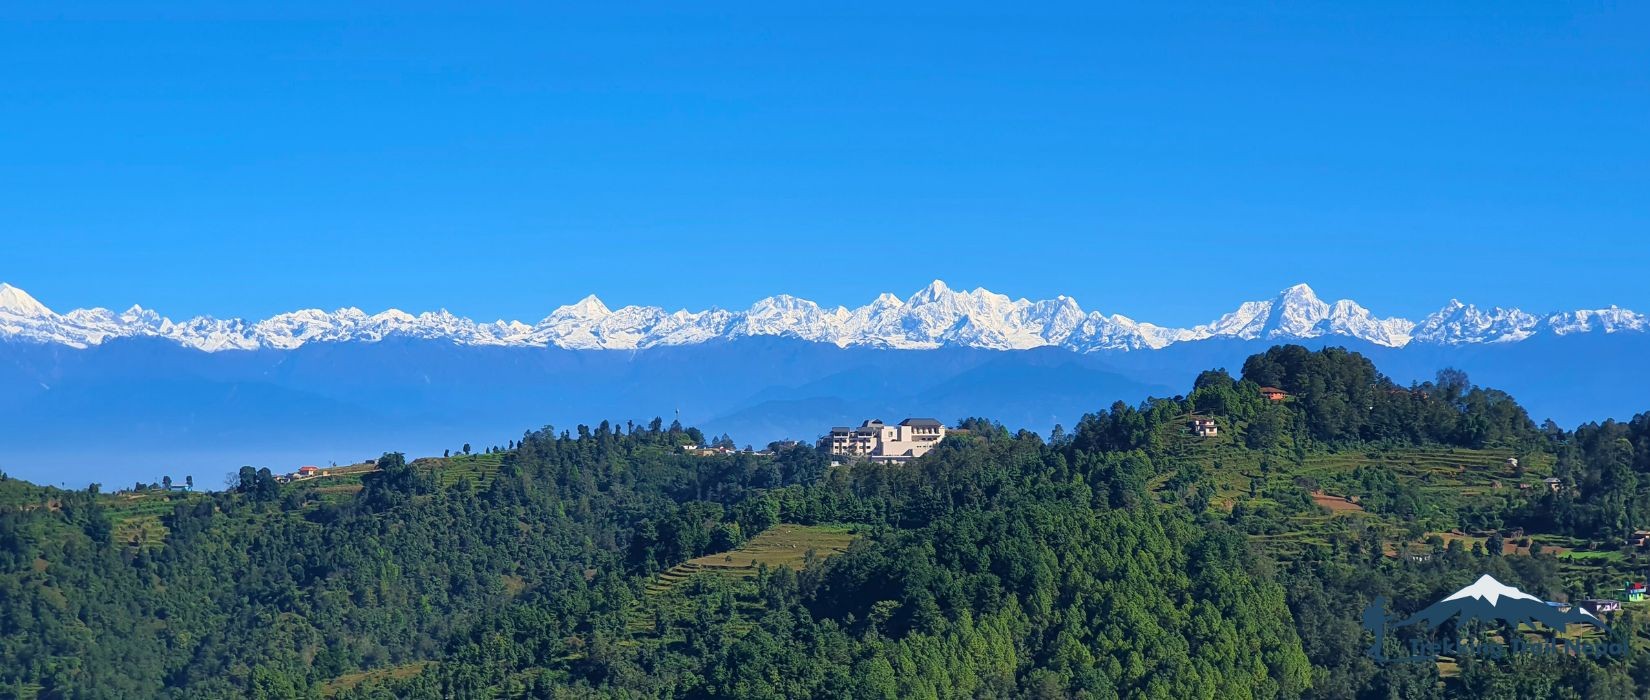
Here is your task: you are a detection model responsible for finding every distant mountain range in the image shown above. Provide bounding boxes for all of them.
[4,281,1650,487]
[3,281,1645,353]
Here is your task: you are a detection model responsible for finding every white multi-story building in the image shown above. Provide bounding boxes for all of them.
[824,418,947,463]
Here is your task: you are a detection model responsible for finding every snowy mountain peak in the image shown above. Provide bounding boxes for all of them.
[908,279,953,304]
[1443,575,1541,606]
[1543,307,1648,336]
[1265,284,1331,336]
[0,283,53,316]
[871,292,904,308]
[1414,300,1539,344]
[0,281,1644,353]
[551,295,612,320]
[1280,283,1320,302]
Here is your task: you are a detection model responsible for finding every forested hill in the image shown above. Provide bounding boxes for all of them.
[5,345,1650,698]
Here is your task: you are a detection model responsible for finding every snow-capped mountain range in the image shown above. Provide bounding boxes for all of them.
[1,281,1644,353]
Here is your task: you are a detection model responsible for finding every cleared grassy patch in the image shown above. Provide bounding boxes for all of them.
[1561,550,1625,563]
[420,453,506,487]
[99,490,212,550]
[647,524,859,595]
[321,661,432,697]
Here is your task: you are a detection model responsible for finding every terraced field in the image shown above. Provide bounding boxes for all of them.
[647,523,859,595]
[1147,413,1571,565]
[106,490,209,550]
[321,661,432,697]
[421,452,506,487]
[620,524,863,643]
[1163,417,1650,609]
[1158,414,1544,507]
[65,455,492,552]
[1311,492,1364,513]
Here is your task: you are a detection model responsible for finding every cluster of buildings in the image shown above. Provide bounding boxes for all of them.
[679,440,801,458]
[1513,477,1563,493]
[680,445,739,457]
[823,418,947,464]
[273,465,330,484]
[1546,583,1646,617]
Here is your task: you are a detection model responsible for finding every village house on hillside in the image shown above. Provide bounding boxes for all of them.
[286,465,331,481]
[1400,543,1434,563]
[1258,386,1290,401]
[1190,418,1218,438]
[824,418,947,464]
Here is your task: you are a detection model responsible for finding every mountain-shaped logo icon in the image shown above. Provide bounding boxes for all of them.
[1362,574,1614,662]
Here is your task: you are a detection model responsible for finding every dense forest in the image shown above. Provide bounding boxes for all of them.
[5,345,1650,698]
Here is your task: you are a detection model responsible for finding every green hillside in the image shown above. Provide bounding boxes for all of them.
[4,345,1650,698]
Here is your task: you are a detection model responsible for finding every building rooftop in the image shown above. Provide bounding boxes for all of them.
[899,418,943,427]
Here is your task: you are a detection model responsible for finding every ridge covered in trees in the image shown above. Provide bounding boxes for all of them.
[3,345,1650,698]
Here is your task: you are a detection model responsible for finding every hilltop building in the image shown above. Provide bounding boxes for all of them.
[824,418,946,464]
[1258,386,1290,401]
[286,465,331,481]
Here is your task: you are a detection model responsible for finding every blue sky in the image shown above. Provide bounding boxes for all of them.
[2,2,1645,327]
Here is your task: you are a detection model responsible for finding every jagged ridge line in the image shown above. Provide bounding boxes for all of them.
[0,280,1644,353]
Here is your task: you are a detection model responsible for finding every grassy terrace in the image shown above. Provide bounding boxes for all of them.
[320,661,432,697]
[418,452,507,488]
[646,523,860,596]
[622,524,862,644]
[1155,412,1546,517]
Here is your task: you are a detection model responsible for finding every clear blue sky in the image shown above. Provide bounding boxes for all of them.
[2,2,1645,327]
